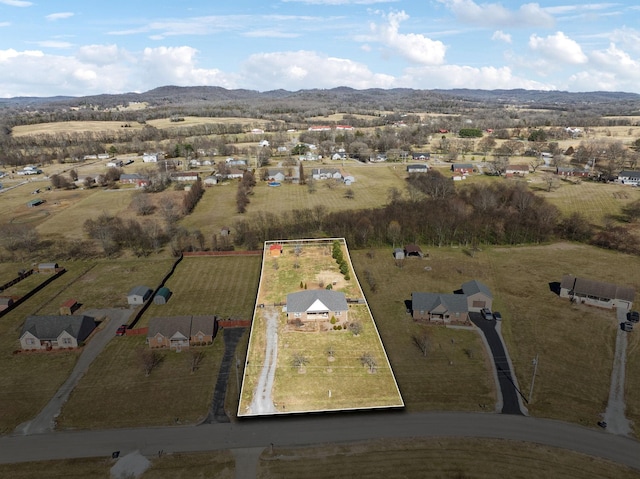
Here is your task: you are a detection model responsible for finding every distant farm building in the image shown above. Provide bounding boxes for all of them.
[27,198,45,208]
[269,244,283,257]
[38,263,59,273]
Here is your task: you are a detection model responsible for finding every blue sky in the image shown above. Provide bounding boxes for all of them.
[1,0,639,97]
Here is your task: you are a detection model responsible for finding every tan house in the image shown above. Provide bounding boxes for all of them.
[147,316,218,351]
[560,275,634,310]
[461,280,493,312]
[20,315,96,351]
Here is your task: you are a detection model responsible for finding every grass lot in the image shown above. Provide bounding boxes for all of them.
[141,256,262,324]
[11,121,146,136]
[258,438,640,479]
[0,450,235,478]
[625,325,640,437]
[55,256,259,429]
[55,333,223,429]
[239,240,403,415]
[0,257,175,433]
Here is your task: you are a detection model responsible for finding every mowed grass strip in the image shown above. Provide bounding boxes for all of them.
[0,448,235,478]
[258,438,640,479]
[141,256,261,324]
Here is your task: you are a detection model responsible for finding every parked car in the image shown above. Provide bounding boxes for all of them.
[628,311,639,323]
[481,308,494,320]
[493,311,502,321]
[597,421,607,429]
[622,322,633,332]
[116,324,127,336]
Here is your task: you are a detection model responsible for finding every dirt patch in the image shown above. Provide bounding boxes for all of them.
[316,270,345,289]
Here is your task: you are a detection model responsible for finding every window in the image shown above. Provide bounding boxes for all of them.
[62,338,72,345]
[294,312,301,318]
[25,338,35,345]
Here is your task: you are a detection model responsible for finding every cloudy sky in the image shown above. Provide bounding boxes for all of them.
[1,0,639,97]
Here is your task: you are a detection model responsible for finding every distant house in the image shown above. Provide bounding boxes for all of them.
[106,159,124,168]
[411,292,469,323]
[127,286,153,306]
[153,287,172,305]
[269,243,283,257]
[560,275,634,310]
[407,164,429,174]
[220,226,231,236]
[147,315,218,350]
[505,164,530,177]
[404,244,423,257]
[266,169,286,182]
[225,158,248,167]
[312,168,342,181]
[59,299,79,316]
[556,167,589,177]
[451,163,474,174]
[170,172,200,182]
[142,152,164,163]
[225,168,244,179]
[618,170,640,186]
[461,280,493,312]
[204,175,218,186]
[120,173,150,188]
[411,152,431,161]
[285,290,349,328]
[19,315,96,351]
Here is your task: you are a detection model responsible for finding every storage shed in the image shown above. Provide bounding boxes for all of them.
[127,286,153,305]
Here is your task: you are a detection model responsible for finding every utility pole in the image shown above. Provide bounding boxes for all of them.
[529,354,539,403]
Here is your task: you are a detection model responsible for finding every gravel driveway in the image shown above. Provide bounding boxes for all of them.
[603,308,632,435]
[248,308,279,415]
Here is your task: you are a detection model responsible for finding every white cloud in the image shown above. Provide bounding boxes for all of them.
[609,27,640,55]
[46,12,74,21]
[529,32,588,65]
[31,40,74,49]
[491,30,511,43]
[437,0,554,28]
[243,30,300,39]
[369,11,446,65]
[282,0,395,4]
[76,44,124,66]
[0,0,32,6]
[401,64,554,90]
[238,50,395,90]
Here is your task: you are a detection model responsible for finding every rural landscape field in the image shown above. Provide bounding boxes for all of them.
[1,86,640,477]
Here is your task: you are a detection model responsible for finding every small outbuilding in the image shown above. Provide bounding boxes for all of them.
[404,244,424,257]
[127,286,153,306]
[38,263,59,273]
[59,298,79,315]
[153,287,172,305]
[393,248,405,260]
[269,243,283,257]
[0,297,14,311]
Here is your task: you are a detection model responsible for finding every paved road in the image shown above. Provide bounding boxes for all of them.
[1,411,639,470]
[14,308,134,436]
[469,313,525,415]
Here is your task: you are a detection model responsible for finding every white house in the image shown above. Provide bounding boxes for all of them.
[618,170,640,186]
[143,152,165,163]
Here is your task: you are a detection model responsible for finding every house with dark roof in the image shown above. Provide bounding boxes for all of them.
[127,286,153,305]
[147,315,218,350]
[285,290,349,329]
[461,280,493,312]
[451,163,474,173]
[411,152,431,161]
[505,164,530,177]
[560,275,634,310]
[120,173,150,187]
[411,292,469,323]
[20,315,96,350]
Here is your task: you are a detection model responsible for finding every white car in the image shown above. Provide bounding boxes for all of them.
[481,308,494,320]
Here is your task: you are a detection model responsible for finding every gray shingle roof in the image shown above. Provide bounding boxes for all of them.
[128,285,152,298]
[412,293,468,314]
[21,315,96,341]
[148,316,191,339]
[562,275,635,302]
[461,280,492,299]
[286,290,348,314]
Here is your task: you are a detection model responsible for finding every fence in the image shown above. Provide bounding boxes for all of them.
[182,251,261,257]
[0,269,34,292]
[0,268,67,319]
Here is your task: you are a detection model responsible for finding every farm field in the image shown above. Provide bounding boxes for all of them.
[238,239,403,416]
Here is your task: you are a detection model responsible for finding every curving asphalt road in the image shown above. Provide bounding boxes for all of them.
[1,411,639,471]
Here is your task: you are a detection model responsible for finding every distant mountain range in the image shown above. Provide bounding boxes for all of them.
[2,86,640,113]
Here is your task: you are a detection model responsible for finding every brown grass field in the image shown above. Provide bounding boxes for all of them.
[257,437,640,479]
[238,239,404,416]
[350,243,640,431]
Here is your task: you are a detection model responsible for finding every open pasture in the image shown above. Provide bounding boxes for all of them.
[11,121,145,137]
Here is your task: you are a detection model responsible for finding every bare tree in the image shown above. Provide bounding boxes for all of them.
[138,349,163,377]
[412,330,431,357]
[359,352,377,373]
[291,352,309,371]
[542,172,559,192]
[131,192,155,216]
[348,322,362,336]
[189,350,206,373]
